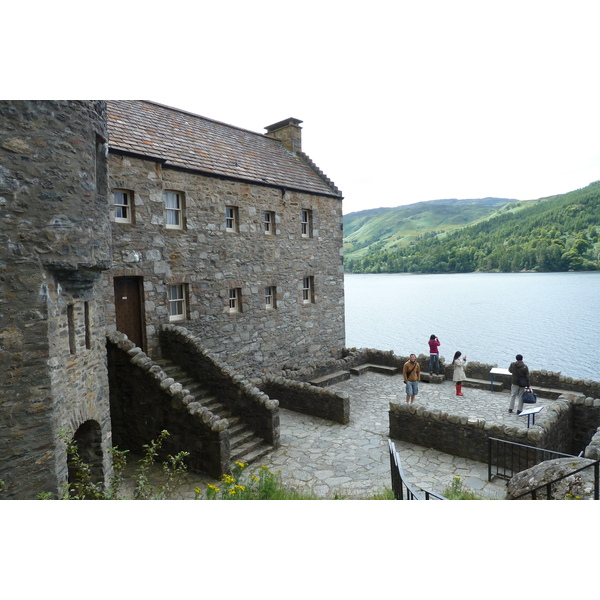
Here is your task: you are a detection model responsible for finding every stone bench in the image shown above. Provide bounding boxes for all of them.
[349,363,399,376]
[309,371,351,387]
[530,386,572,400]
[421,373,444,384]
[463,377,504,392]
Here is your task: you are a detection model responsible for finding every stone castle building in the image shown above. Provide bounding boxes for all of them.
[0,100,345,498]
[104,100,345,374]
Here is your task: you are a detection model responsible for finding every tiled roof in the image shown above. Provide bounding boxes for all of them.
[106,100,342,198]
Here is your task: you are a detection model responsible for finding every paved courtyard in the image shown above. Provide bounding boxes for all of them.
[132,372,558,499]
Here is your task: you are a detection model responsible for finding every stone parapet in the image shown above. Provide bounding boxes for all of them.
[389,396,579,465]
[159,324,280,446]
[260,375,350,424]
[107,330,229,478]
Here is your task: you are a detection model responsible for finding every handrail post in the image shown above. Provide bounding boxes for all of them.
[488,438,492,481]
[595,462,599,501]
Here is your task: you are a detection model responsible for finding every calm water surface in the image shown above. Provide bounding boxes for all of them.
[344,272,600,382]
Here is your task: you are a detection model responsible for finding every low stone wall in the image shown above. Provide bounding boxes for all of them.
[107,331,229,478]
[507,457,599,500]
[389,397,575,465]
[446,358,600,398]
[585,427,600,460]
[260,375,350,424]
[160,324,279,446]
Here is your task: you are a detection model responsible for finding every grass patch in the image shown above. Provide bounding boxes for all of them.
[442,476,482,500]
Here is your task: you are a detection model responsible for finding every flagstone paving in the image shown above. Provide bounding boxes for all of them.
[130,372,557,499]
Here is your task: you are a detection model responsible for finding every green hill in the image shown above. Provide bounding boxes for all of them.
[343,182,600,273]
[344,197,518,260]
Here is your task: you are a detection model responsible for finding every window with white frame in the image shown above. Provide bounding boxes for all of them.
[263,211,275,235]
[229,288,242,313]
[265,286,277,310]
[168,284,187,321]
[301,209,313,238]
[226,206,239,232]
[302,276,314,304]
[165,191,183,229]
[114,190,132,223]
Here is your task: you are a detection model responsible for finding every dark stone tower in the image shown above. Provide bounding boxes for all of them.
[0,101,113,498]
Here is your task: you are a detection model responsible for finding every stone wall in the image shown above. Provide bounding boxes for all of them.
[0,101,113,498]
[388,395,600,467]
[104,152,345,377]
[260,375,350,424]
[159,324,280,446]
[107,331,231,478]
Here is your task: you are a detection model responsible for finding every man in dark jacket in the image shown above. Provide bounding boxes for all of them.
[508,354,529,415]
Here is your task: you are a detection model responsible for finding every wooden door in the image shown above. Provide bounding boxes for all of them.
[114,277,145,349]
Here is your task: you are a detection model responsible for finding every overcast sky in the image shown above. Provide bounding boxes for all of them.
[8,1,600,215]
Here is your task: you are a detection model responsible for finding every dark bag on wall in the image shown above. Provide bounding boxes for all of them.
[522,387,537,404]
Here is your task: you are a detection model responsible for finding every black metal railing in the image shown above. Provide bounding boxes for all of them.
[487,437,576,482]
[388,439,447,500]
[510,459,600,500]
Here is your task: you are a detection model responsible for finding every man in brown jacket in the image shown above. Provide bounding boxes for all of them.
[403,353,421,404]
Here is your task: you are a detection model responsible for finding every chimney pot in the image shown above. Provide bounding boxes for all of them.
[264,118,303,152]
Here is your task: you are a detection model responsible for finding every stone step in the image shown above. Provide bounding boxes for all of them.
[420,373,444,384]
[350,363,399,376]
[230,436,272,464]
[156,356,273,469]
[530,386,578,400]
[232,443,273,468]
[229,427,256,449]
[462,377,503,392]
[309,370,351,387]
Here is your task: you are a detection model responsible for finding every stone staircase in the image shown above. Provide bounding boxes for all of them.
[154,358,273,469]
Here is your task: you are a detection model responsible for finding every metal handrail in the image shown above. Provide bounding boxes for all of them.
[488,437,576,482]
[510,459,600,500]
[388,439,447,500]
[423,489,447,500]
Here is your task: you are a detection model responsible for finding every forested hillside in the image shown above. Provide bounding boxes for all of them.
[344,182,600,273]
[343,197,515,260]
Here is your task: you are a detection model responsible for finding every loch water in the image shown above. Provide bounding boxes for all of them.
[344,272,600,382]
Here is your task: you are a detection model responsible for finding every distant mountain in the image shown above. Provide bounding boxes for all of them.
[343,183,600,273]
[344,197,519,260]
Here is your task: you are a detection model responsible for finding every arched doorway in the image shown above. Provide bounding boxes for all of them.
[67,420,104,496]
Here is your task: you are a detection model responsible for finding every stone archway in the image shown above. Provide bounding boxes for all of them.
[68,420,104,492]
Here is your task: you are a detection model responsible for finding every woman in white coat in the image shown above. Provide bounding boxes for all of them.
[452,351,467,396]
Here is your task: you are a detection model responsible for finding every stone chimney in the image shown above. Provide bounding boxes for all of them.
[264,118,303,152]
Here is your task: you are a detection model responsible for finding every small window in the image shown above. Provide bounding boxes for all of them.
[84,301,91,350]
[165,191,183,229]
[229,288,242,313]
[114,190,132,223]
[302,276,314,304]
[264,211,275,235]
[168,284,187,321]
[226,206,239,232]
[67,304,77,354]
[265,286,277,310]
[301,209,313,238]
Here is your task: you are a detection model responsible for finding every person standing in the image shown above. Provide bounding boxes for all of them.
[451,351,467,396]
[508,354,530,414]
[428,334,441,375]
[403,353,421,404]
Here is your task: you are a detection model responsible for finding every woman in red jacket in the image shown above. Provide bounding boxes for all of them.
[428,334,441,375]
